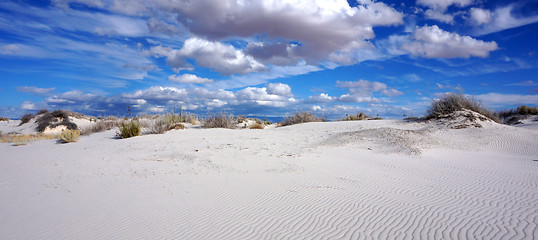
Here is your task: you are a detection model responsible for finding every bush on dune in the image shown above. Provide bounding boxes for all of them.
[19,113,35,126]
[202,112,237,129]
[250,122,265,129]
[280,112,326,126]
[35,110,78,133]
[80,119,121,135]
[341,112,369,121]
[0,117,9,121]
[426,93,499,122]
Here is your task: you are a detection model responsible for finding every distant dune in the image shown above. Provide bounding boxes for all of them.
[0,115,537,239]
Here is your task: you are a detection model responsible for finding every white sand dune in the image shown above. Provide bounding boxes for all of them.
[1,119,537,239]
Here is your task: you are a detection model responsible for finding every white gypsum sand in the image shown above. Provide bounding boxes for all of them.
[0,119,537,239]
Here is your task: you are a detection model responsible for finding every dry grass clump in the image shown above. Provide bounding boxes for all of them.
[280,112,326,126]
[117,120,141,138]
[0,133,57,146]
[0,117,9,121]
[496,105,538,125]
[250,122,265,129]
[148,117,169,134]
[166,113,198,125]
[58,129,80,143]
[35,110,78,132]
[169,123,185,130]
[202,112,237,129]
[341,112,369,121]
[426,93,499,122]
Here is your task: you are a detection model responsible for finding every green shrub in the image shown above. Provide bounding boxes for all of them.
[280,112,326,126]
[118,120,141,138]
[517,105,538,115]
[58,129,80,143]
[202,113,237,129]
[426,93,499,122]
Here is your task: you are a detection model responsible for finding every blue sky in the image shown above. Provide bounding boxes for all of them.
[1,0,537,119]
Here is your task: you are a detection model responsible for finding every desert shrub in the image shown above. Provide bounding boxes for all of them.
[58,129,80,143]
[236,115,247,123]
[37,109,49,115]
[202,112,237,129]
[0,117,9,121]
[280,112,326,126]
[517,105,538,115]
[341,112,369,121]
[19,113,35,126]
[104,116,120,121]
[426,93,499,122]
[148,117,170,134]
[118,120,141,138]
[35,110,78,132]
[169,123,185,130]
[250,123,265,129]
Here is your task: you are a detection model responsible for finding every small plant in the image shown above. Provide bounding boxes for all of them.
[264,118,273,125]
[37,109,49,115]
[19,113,35,126]
[58,129,80,143]
[202,112,237,129]
[250,123,265,129]
[517,105,538,115]
[0,117,9,121]
[1,133,57,146]
[118,120,141,138]
[280,112,326,126]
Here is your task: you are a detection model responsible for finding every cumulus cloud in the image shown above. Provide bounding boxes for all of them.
[17,86,55,95]
[307,93,337,103]
[469,8,492,25]
[168,74,213,84]
[401,25,499,58]
[266,83,292,97]
[20,101,38,110]
[417,0,473,24]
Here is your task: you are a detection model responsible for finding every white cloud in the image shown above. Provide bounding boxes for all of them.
[20,101,38,110]
[417,0,473,11]
[0,44,20,55]
[266,83,292,97]
[338,94,381,103]
[469,8,492,25]
[123,87,188,101]
[475,93,538,106]
[473,4,538,35]
[336,79,403,97]
[17,86,55,95]
[401,25,499,58]
[168,74,213,84]
[307,93,337,103]
[424,9,455,24]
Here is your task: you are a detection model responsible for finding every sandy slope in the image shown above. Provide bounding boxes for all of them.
[1,120,537,239]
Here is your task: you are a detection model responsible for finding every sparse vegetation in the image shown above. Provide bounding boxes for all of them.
[341,112,369,121]
[169,123,185,130]
[1,133,57,146]
[19,113,35,126]
[37,109,49,115]
[426,93,499,122]
[0,117,9,121]
[58,129,80,143]
[280,112,326,126]
[250,122,265,129]
[35,110,78,133]
[148,117,170,134]
[80,119,121,135]
[165,112,198,125]
[117,120,141,138]
[496,105,538,125]
[202,112,237,129]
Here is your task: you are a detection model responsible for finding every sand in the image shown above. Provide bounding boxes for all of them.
[1,118,537,239]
